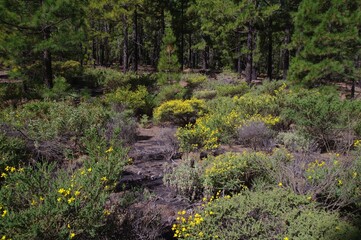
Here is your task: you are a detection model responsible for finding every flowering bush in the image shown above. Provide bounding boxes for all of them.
[0,132,128,239]
[176,115,219,152]
[201,152,267,196]
[105,85,148,111]
[154,99,207,126]
[171,189,360,239]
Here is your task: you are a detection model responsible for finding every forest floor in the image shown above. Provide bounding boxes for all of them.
[117,126,189,239]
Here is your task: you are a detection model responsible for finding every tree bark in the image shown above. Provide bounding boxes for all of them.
[123,15,129,73]
[132,8,138,72]
[43,27,53,89]
[245,23,253,84]
[188,33,192,68]
[283,24,291,80]
[267,20,273,81]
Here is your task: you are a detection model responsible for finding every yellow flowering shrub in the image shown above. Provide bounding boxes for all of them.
[171,189,360,239]
[176,115,219,152]
[201,152,267,196]
[154,98,207,126]
[105,85,148,110]
[0,131,128,239]
[233,93,279,116]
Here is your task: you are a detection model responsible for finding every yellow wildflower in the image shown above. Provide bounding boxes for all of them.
[68,197,75,204]
[101,177,108,182]
[278,182,283,187]
[104,210,111,216]
[31,199,37,206]
[2,210,7,217]
[70,233,76,239]
[58,188,66,194]
[87,168,92,172]
[74,191,81,196]
[105,146,113,153]
[1,173,7,178]
[284,237,289,240]
[57,197,62,202]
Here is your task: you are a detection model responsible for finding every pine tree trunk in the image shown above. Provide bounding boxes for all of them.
[245,23,253,84]
[283,25,291,80]
[133,8,138,72]
[267,20,273,81]
[123,15,129,73]
[180,0,185,70]
[43,28,53,89]
[188,33,192,68]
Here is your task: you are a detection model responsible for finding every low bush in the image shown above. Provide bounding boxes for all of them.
[163,157,203,201]
[215,82,249,97]
[277,131,318,153]
[176,116,219,152]
[282,88,361,151]
[0,133,28,178]
[201,152,267,196]
[0,132,128,239]
[40,76,73,100]
[105,85,148,111]
[192,90,217,100]
[172,189,361,239]
[1,101,110,141]
[237,121,275,150]
[154,99,207,126]
[154,83,186,105]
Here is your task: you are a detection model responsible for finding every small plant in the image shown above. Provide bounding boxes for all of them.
[163,157,203,201]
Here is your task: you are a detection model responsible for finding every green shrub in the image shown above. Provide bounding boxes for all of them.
[282,88,361,151]
[215,82,249,97]
[53,60,82,83]
[277,131,318,153]
[1,101,110,141]
[201,152,267,196]
[163,157,203,201]
[40,76,73,100]
[0,133,128,239]
[155,83,186,105]
[154,99,207,126]
[0,133,28,177]
[192,90,217,100]
[176,116,219,152]
[105,85,148,111]
[172,189,361,239]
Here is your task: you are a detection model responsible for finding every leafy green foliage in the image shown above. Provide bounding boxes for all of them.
[172,189,361,239]
[0,133,128,239]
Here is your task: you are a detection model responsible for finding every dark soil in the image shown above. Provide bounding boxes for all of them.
[117,126,190,240]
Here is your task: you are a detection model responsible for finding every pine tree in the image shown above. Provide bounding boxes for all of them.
[289,0,361,89]
[0,0,86,88]
[157,12,180,74]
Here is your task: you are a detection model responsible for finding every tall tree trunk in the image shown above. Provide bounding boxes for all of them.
[188,33,192,68]
[267,20,273,81]
[100,39,105,66]
[245,23,253,84]
[180,0,185,70]
[202,46,209,70]
[43,27,53,89]
[283,24,291,80]
[123,15,129,73]
[92,38,97,68]
[133,8,138,72]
